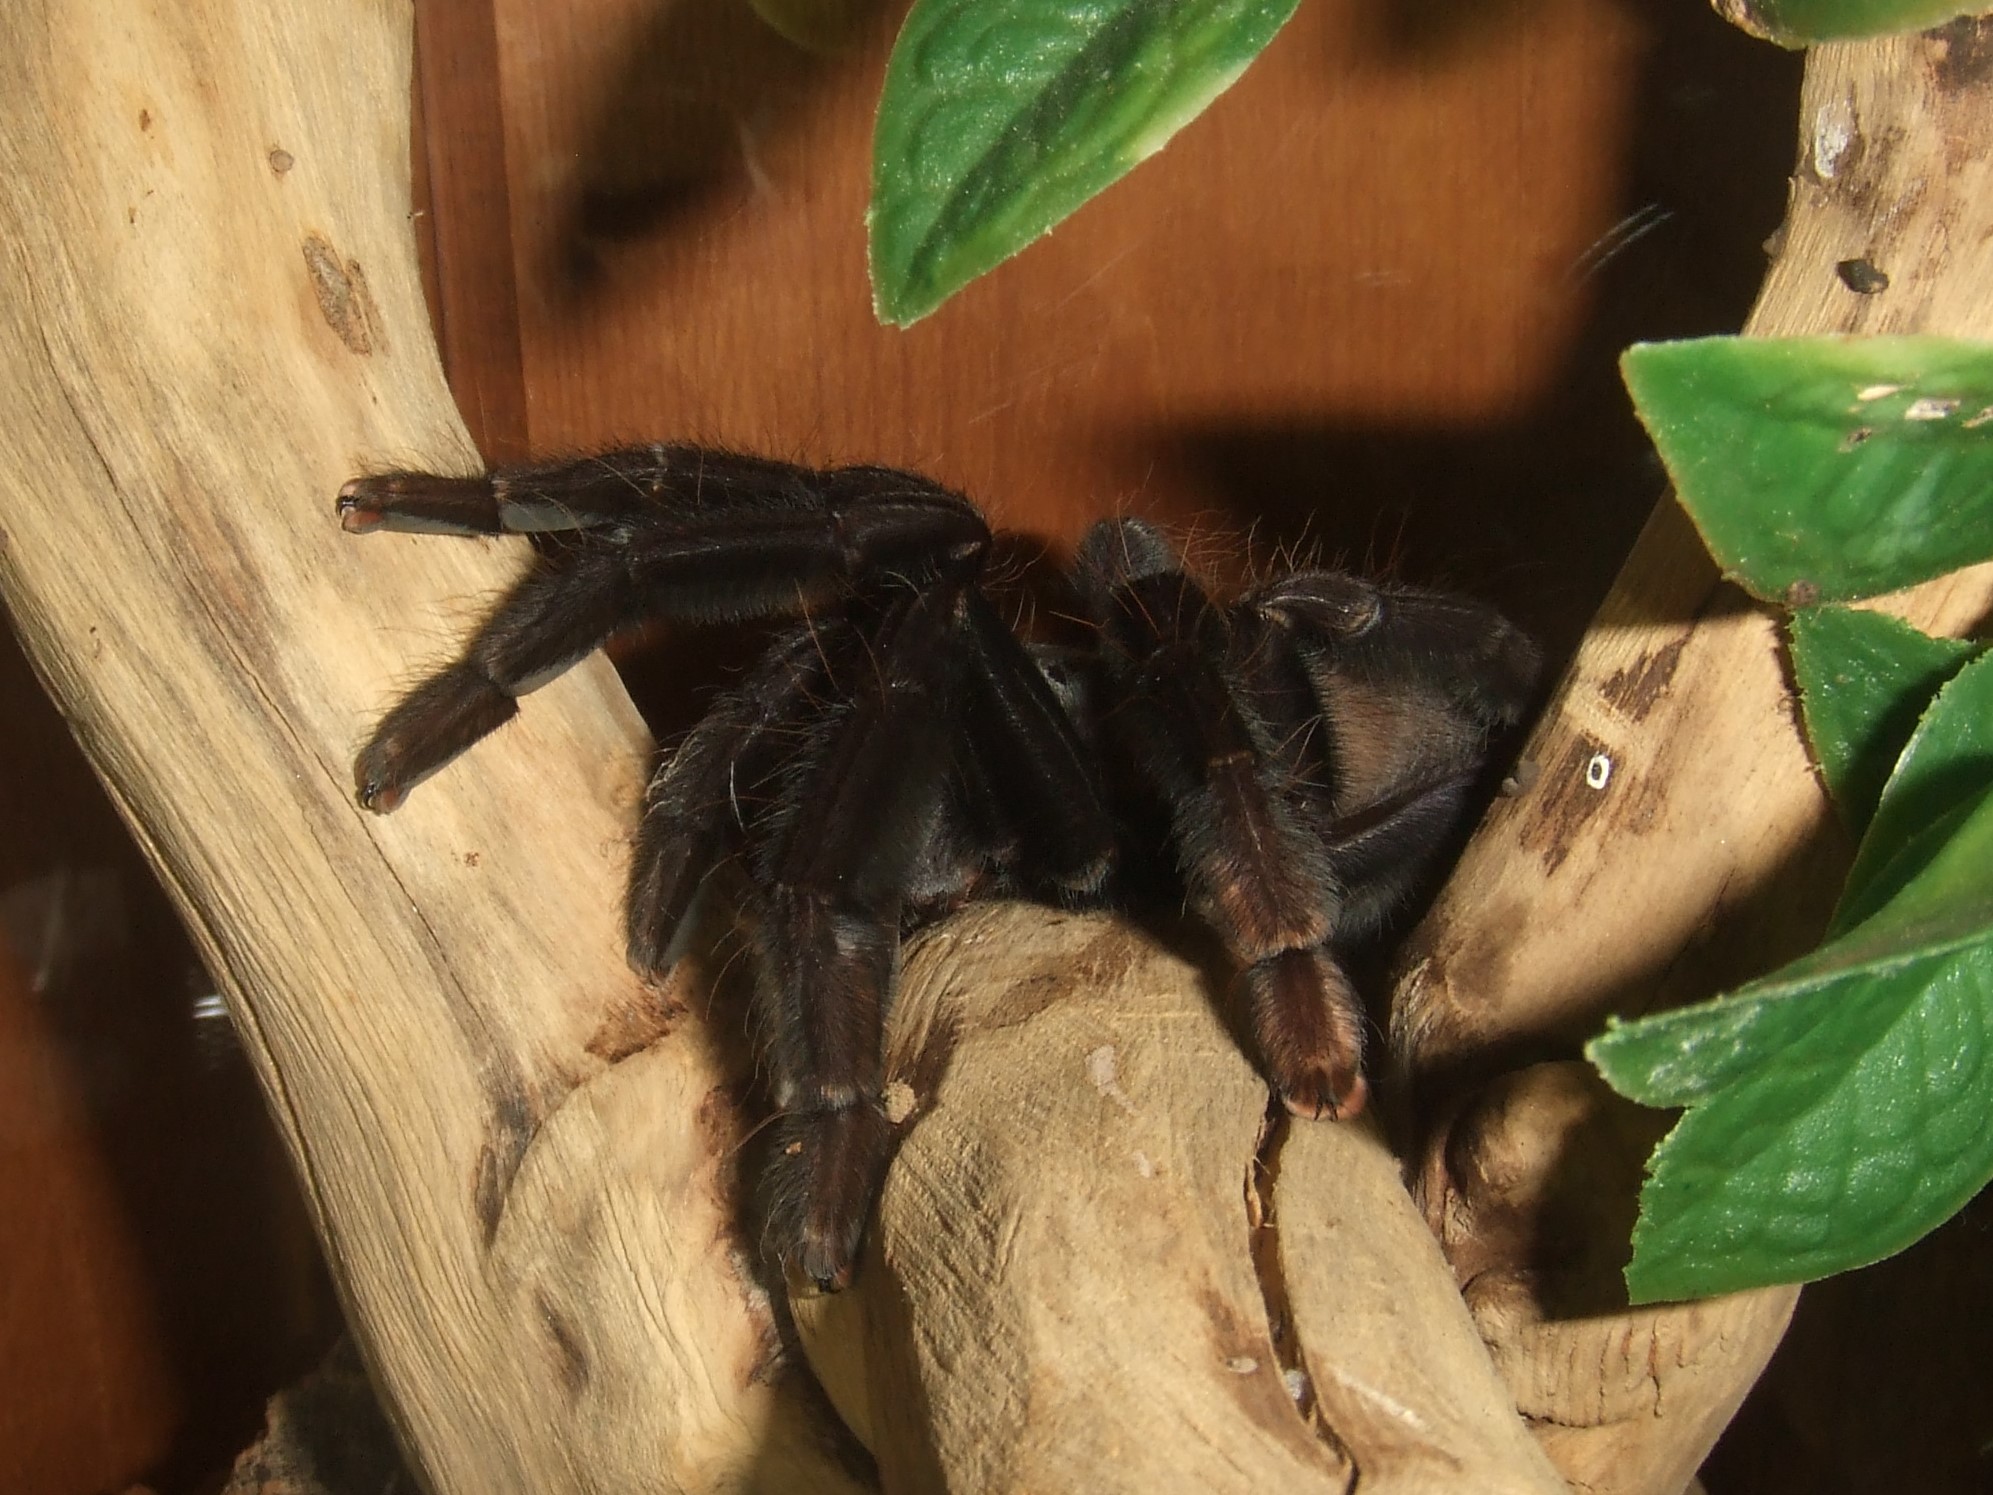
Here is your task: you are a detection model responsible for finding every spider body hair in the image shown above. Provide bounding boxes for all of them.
[344,448,1537,1288]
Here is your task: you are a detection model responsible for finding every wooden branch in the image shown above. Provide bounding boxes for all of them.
[1391,24,1993,1494]
[0,4,862,1490]
[793,905,1566,1493]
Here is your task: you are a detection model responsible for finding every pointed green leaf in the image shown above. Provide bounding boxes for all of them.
[1590,652,1993,1302]
[1590,787,1993,1301]
[1621,336,1993,603]
[1787,605,1980,836]
[1833,648,1993,937]
[869,0,1301,325]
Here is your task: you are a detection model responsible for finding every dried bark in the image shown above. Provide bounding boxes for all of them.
[0,3,863,1490]
[1391,24,1993,1495]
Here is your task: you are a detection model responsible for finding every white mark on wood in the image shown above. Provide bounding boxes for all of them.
[1812,95,1857,179]
[1130,1149,1155,1178]
[1086,1044,1136,1114]
[1585,753,1613,791]
[1501,757,1541,796]
[1904,396,1959,421]
[1283,1368,1310,1405]
[1319,1366,1432,1432]
[883,1080,917,1125]
[1226,1356,1259,1375]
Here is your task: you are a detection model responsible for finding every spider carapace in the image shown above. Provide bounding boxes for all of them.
[342,445,1539,1290]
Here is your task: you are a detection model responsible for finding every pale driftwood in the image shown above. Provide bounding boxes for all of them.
[0,3,864,1491]
[1392,24,1993,1495]
[791,905,1566,1493]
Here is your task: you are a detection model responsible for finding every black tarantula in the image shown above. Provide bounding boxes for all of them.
[341,446,1538,1290]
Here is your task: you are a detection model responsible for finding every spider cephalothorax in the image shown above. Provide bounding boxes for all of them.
[341,446,1537,1289]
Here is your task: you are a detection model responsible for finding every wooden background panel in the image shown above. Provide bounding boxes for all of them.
[420,0,1802,655]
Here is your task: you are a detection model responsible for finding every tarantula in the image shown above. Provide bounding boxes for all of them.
[341,446,1538,1290]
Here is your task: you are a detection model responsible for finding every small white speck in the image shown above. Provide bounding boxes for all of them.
[191,992,229,1022]
[1283,1368,1310,1404]
[1855,383,1902,402]
[1226,1356,1259,1375]
[1131,1150,1155,1178]
[1904,397,1959,421]
[1812,97,1857,179]
[1087,1044,1137,1114]
[1585,753,1613,791]
[882,1080,917,1124]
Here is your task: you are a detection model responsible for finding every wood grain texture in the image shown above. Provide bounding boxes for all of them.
[1392,23,1993,1495]
[0,3,863,1490]
[792,905,1567,1494]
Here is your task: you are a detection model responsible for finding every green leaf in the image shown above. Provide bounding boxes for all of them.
[1833,649,1993,937]
[1787,605,1980,836]
[1621,336,1993,604]
[869,0,1300,325]
[1589,651,1993,1302]
[1713,0,1985,46]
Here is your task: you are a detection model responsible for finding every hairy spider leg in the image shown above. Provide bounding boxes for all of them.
[341,445,976,536]
[346,455,989,811]
[354,544,633,811]
[625,621,846,977]
[1076,519,1369,1121]
[953,592,1117,897]
[741,564,982,1290]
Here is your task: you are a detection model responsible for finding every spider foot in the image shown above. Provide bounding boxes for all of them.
[355,664,519,813]
[1244,948,1370,1122]
[338,473,503,535]
[763,1100,897,1292]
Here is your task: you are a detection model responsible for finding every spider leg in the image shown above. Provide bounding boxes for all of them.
[340,445,970,537]
[624,620,846,976]
[349,456,990,810]
[355,545,639,810]
[955,592,1116,897]
[743,565,979,1289]
[1245,572,1540,729]
[1076,518,1368,1121]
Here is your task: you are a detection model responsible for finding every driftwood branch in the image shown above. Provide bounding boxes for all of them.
[1390,23,1993,1495]
[792,906,1564,1492]
[0,3,861,1489]
[5,2,1992,1492]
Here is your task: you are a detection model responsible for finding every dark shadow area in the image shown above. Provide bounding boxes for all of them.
[1700,1183,1993,1495]
[1129,0,1803,666]
[1350,0,1535,60]
[551,0,897,302]
[0,619,338,1494]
